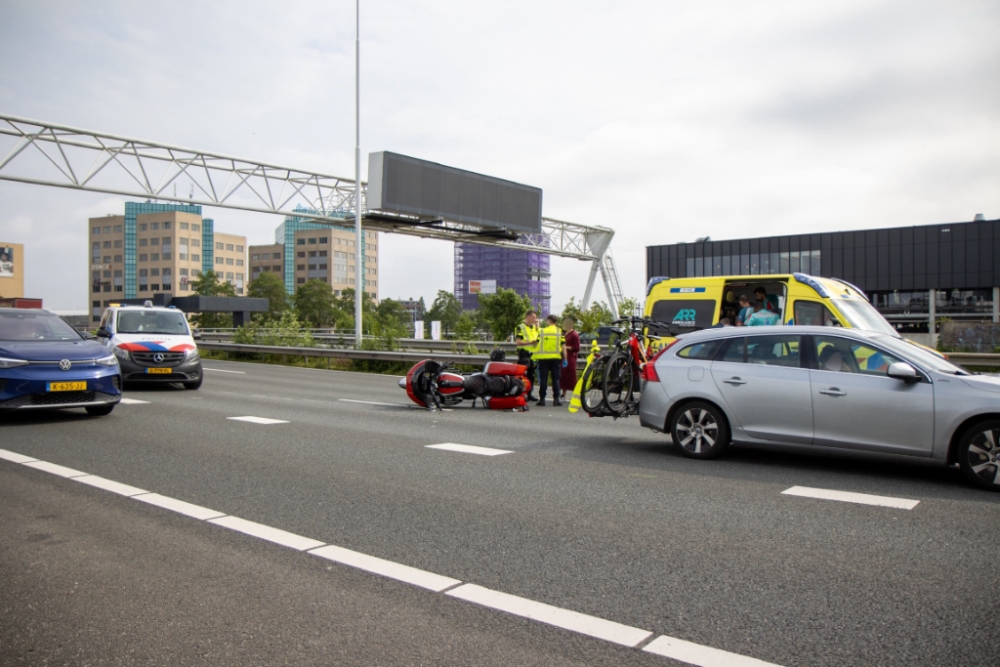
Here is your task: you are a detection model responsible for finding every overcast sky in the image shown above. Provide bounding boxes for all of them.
[1,0,997,312]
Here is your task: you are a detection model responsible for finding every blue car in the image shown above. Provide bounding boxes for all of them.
[0,309,122,415]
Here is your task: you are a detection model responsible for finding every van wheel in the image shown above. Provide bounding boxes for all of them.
[957,420,1000,491]
[183,376,203,390]
[670,401,729,459]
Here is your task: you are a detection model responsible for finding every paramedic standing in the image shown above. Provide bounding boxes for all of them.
[515,310,540,402]
[533,314,564,406]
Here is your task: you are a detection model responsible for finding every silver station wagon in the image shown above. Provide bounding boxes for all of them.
[638,325,1000,490]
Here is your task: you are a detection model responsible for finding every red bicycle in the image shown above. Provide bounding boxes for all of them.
[600,317,662,416]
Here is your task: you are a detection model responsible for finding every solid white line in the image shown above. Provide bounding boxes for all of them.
[309,544,461,592]
[204,368,246,374]
[445,584,652,647]
[426,443,513,457]
[22,460,87,478]
[119,397,150,405]
[208,516,325,551]
[0,449,38,464]
[643,635,784,667]
[74,475,148,497]
[134,493,226,520]
[781,486,920,510]
[227,416,289,425]
[339,398,406,407]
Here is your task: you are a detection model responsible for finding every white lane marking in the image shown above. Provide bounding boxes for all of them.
[74,475,148,497]
[119,397,150,405]
[135,493,226,520]
[643,635,783,667]
[339,398,406,407]
[227,416,289,425]
[781,486,920,510]
[208,516,325,551]
[309,544,461,592]
[0,449,39,464]
[446,584,652,647]
[22,460,87,478]
[204,368,246,374]
[426,443,513,457]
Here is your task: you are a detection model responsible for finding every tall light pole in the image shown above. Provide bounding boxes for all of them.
[353,0,363,347]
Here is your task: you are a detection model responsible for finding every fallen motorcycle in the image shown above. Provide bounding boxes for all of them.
[398,359,532,411]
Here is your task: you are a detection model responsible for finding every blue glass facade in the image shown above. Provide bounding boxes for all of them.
[454,238,551,314]
[123,201,201,298]
[201,218,215,275]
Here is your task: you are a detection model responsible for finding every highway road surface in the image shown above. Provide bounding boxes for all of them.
[2,361,998,666]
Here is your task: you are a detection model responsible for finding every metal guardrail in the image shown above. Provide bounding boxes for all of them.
[198,331,519,352]
[199,341,493,366]
[945,353,1000,369]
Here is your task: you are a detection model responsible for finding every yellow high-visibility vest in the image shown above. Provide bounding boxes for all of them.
[516,323,539,352]
[532,324,563,360]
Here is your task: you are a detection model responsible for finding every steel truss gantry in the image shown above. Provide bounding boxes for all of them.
[0,113,621,310]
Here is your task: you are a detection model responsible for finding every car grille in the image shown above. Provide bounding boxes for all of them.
[131,351,185,366]
[0,391,118,408]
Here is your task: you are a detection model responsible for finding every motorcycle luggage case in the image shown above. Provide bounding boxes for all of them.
[486,395,528,410]
[483,362,526,376]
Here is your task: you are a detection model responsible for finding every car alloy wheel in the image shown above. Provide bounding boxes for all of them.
[671,401,729,459]
[958,420,1000,491]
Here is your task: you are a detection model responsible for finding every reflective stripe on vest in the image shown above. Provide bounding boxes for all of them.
[532,325,562,360]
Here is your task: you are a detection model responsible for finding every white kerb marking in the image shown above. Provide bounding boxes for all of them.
[339,398,405,407]
[208,516,325,551]
[135,493,226,520]
[781,486,920,510]
[643,635,785,667]
[446,584,652,647]
[0,449,38,464]
[227,416,289,425]
[204,368,246,374]
[119,397,150,405]
[22,460,87,478]
[426,443,513,457]
[309,544,461,592]
[74,475,148,497]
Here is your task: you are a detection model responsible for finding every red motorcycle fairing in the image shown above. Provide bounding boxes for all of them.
[485,395,528,411]
[482,361,527,377]
[404,361,429,407]
[437,372,466,395]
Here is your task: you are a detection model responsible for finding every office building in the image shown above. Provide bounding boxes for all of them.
[454,241,551,314]
[646,216,1000,332]
[249,244,285,284]
[87,202,246,323]
[260,207,379,299]
[398,298,425,323]
[0,241,24,299]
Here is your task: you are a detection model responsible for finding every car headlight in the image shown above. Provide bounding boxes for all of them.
[112,346,130,361]
[96,355,119,367]
[186,349,200,362]
[0,356,28,369]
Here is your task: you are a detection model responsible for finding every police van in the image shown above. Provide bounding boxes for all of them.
[96,302,203,389]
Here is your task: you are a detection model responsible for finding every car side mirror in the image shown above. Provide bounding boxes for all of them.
[96,328,111,339]
[192,330,203,340]
[80,331,96,340]
[887,362,919,383]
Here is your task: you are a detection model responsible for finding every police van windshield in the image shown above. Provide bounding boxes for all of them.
[117,310,190,335]
[833,299,898,336]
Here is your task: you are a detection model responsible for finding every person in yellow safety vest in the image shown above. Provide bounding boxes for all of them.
[532,314,564,407]
[515,310,540,401]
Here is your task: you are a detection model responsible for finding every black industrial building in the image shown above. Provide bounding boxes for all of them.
[646,217,1000,332]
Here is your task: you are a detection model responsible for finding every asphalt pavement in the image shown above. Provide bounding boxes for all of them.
[2,360,998,666]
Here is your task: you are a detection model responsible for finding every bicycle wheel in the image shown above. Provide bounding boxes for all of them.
[580,355,608,415]
[602,351,635,415]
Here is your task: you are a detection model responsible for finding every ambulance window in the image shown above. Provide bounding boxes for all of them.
[677,340,722,360]
[794,301,840,327]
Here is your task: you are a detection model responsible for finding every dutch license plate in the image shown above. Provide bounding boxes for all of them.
[47,381,86,392]
[146,367,172,374]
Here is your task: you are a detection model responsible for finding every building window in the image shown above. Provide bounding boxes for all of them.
[180,222,189,230]
[113,255,122,263]
[216,242,224,250]
[151,222,159,230]
[150,284,159,291]
[150,237,160,246]
[297,277,305,284]
[139,254,148,262]
[102,226,111,234]
[113,225,122,233]
[92,227,100,235]
[139,238,148,247]
[138,223,147,231]
[318,250,328,257]
[272,265,281,272]
[151,253,159,261]
[236,245,244,252]
[297,251,305,258]
[161,221,170,230]
[226,272,234,281]
[319,237,328,244]
[308,251,317,258]
[179,253,187,260]
[236,259,243,266]
[216,257,224,265]
[226,243,234,251]
[272,253,281,260]
[296,238,305,245]
[251,254,259,261]
[191,254,199,262]
[103,256,112,263]
[192,224,200,232]
[308,237,317,245]
[103,240,112,249]
[150,268,160,276]
[226,258,234,265]
[297,264,306,271]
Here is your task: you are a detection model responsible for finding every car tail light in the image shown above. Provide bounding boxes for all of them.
[641,339,681,382]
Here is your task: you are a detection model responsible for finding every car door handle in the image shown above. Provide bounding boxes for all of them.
[723,377,747,385]
[819,388,846,396]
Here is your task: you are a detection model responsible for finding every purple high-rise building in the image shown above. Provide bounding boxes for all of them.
[454,239,551,315]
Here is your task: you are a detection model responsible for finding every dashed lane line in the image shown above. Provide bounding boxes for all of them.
[426,443,513,457]
[203,368,246,374]
[781,485,920,510]
[227,416,290,425]
[339,398,407,407]
[0,447,787,667]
